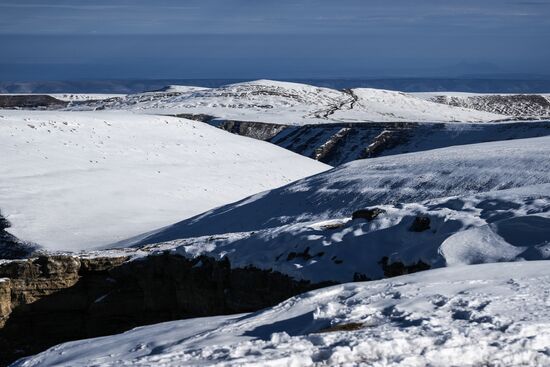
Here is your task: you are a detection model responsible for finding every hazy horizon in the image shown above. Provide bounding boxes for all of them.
[1,0,549,81]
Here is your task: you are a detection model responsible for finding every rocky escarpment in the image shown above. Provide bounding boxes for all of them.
[173,118,550,166]
[173,114,288,141]
[212,120,289,141]
[267,120,550,166]
[0,95,68,110]
[0,254,330,366]
[0,214,37,260]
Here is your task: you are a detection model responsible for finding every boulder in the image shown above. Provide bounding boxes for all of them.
[352,208,386,221]
[409,216,431,232]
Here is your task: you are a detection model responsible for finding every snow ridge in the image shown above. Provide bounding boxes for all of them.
[67,80,508,124]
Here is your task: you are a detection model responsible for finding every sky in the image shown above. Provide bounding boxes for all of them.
[1,0,549,81]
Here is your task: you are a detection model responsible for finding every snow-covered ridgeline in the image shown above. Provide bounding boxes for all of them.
[66,80,507,124]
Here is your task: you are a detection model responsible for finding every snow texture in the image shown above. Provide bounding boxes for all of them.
[415,92,550,120]
[124,184,550,283]
[132,135,550,245]
[91,135,550,283]
[0,110,329,250]
[14,261,550,367]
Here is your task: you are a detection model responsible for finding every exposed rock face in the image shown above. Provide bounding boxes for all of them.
[211,120,550,166]
[269,122,416,165]
[409,216,431,232]
[352,208,386,221]
[0,95,68,109]
[0,279,10,328]
[173,113,216,123]
[213,120,289,141]
[0,254,330,366]
[378,256,431,278]
[0,214,38,260]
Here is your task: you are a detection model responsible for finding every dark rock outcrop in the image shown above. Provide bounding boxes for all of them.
[173,113,216,123]
[352,208,386,221]
[0,95,68,110]
[0,254,330,366]
[0,214,38,260]
[212,120,289,141]
[378,256,431,278]
[409,216,431,232]
[271,121,550,166]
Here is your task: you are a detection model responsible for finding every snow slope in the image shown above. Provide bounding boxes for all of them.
[330,88,505,122]
[69,80,507,124]
[415,92,550,119]
[132,135,550,243]
[15,261,550,367]
[122,184,550,283]
[98,135,550,283]
[0,110,329,250]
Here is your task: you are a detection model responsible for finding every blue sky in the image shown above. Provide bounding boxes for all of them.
[1,0,549,80]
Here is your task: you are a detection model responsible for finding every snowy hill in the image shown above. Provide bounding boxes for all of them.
[330,88,505,122]
[15,260,550,367]
[415,92,550,120]
[114,136,550,282]
[68,80,507,124]
[132,135,550,242]
[0,110,329,251]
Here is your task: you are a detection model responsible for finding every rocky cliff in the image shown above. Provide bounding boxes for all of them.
[0,95,68,110]
[202,120,550,166]
[0,214,37,260]
[0,254,330,366]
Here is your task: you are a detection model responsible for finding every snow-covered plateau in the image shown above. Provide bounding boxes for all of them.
[0,110,329,250]
[14,261,550,367]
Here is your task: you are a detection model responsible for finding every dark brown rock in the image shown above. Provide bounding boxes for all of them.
[378,256,430,278]
[0,254,332,366]
[0,280,10,328]
[409,216,431,232]
[0,95,68,109]
[352,208,386,221]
